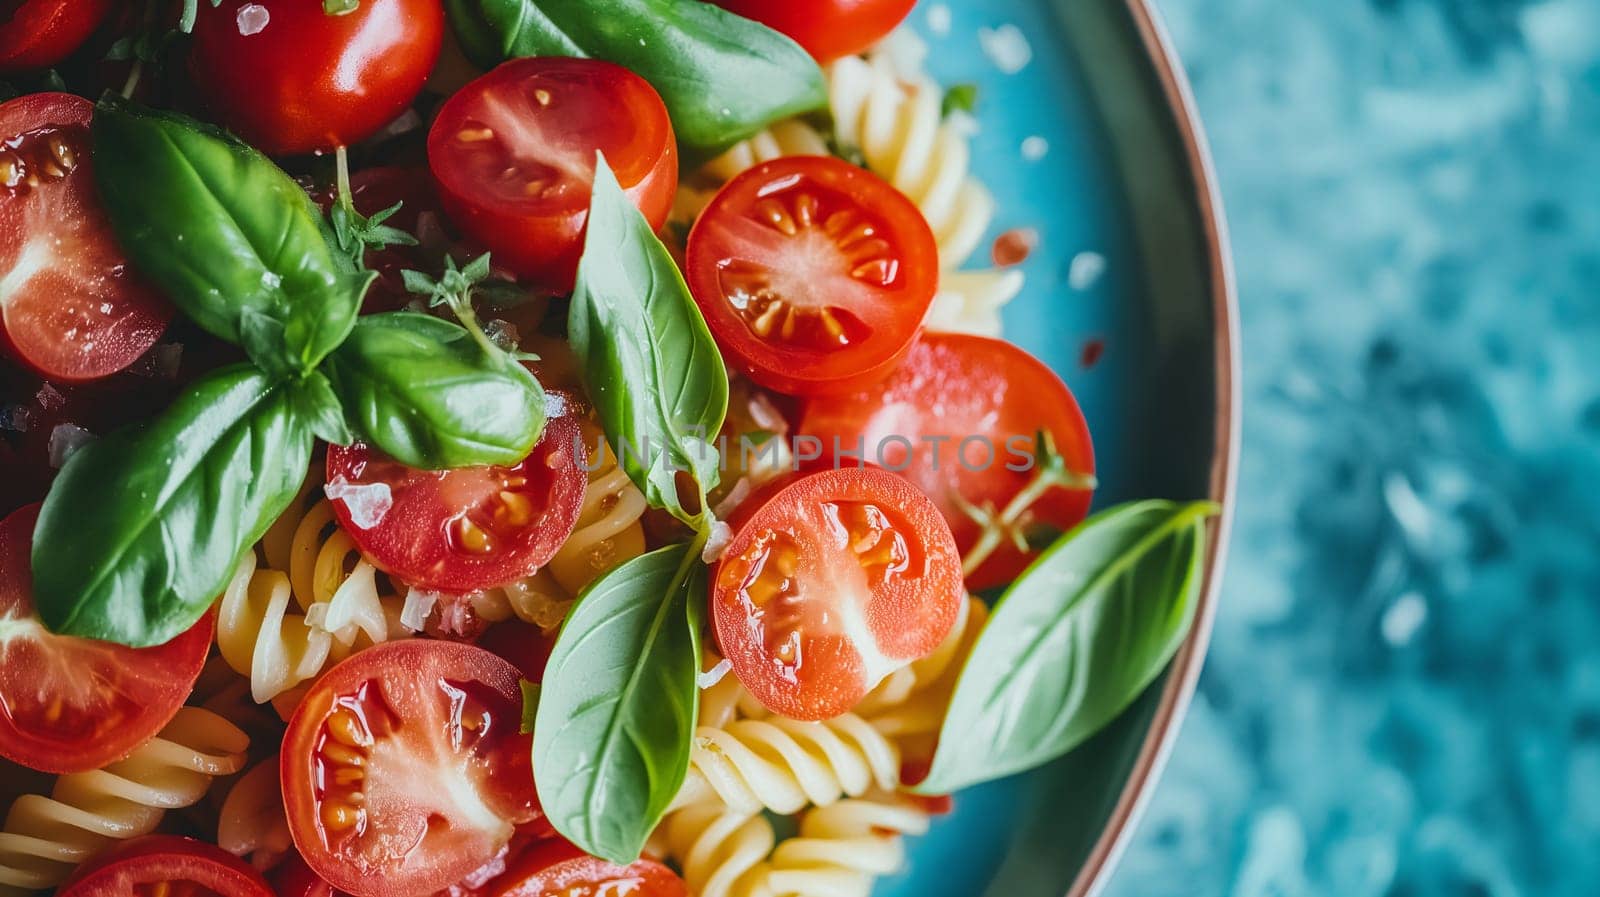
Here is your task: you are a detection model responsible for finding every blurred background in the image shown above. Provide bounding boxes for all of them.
[1104,0,1600,894]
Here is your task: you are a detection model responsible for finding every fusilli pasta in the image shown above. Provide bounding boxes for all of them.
[671,712,900,816]
[0,708,249,894]
[217,756,292,870]
[854,595,989,749]
[655,802,774,897]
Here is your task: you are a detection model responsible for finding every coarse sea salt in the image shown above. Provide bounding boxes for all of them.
[237,3,270,36]
[324,478,393,530]
[1021,135,1049,161]
[979,24,1032,74]
[927,4,952,36]
[1068,251,1108,291]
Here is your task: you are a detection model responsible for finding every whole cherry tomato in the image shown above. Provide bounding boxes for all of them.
[710,0,915,64]
[0,0,114,73]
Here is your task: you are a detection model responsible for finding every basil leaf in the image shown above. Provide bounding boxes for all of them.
[92,98,371,378]
[289,371,353,447]
[568,158,727,525]
[322,312,547,470]
[533,543,703,864]
[917,500,1220,794]
[443,0,826,153]
[32,365,313,648]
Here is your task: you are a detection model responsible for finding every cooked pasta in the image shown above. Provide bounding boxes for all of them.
[925,269,1026,338]
[217,756,292,870]
[473,420,648,630]
[0,708,249,894]
[655,803,775,897]
[671,712,900,816]
[854,595,990,749]
[762,795,931,897]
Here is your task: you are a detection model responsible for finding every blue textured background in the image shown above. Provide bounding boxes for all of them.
[1107,1,1600,894]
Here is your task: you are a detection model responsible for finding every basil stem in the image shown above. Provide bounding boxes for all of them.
[31,366,314,648]
[916,500,1220,794]
[532,536,707,863]
[443,0,827,154]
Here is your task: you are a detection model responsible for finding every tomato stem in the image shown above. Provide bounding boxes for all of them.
[335,144,354,209]
[957,430,1096,578]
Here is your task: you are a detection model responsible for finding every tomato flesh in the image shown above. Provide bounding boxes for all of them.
[482,840,686,897]
[429,57,677,294]
[0,503,212,774]
[282,641,541,897]
[710,0,915,64]
[325,414,586,594]
[686,156,937,396]
[798,333,1096,590]
[713,469,962,721]
[58,836,274,897]
[0,0,114,72]
[189,0,443,155]
[0,93,172,382]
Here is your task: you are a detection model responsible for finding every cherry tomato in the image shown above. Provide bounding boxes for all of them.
[58,837,274,897]
[0,0,113,72]
[281,641,541,897]
[476,620,556,683]
[712,468,962,721]
[710,0,914,64]
[314,166,442,313]
[797,333,1096,590]
[0,93,172,382]
[0,503,213,774]
[686,156,937,396]
[428,57,677,294]
[481,839,686,897]
[325,414,586,594]
[189,0,444,156]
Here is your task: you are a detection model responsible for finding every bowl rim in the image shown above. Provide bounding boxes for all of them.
[1064,2,1241,896]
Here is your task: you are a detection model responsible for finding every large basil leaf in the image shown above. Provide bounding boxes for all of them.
[444,0,826,153]
[917,500,1220,794]
[32,365,313,648]
[532,543,703,864]
[568,158,727,525]
[91,98,371,378]
[322,313,546,469]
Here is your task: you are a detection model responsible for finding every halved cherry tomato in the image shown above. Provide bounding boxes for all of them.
[481,839,686,897]
[0,0,113,72]
[189,0,443,156]
[281,641,541,897]
[712,468,962,721]
[428,57,677,294]
[798,333,1096,590]
[710,0,915,64]
[325,414,586,594]
[686,156,938,396]
[58,836,273,897]
[0,93,172,382]
[313,166,443,313]
[476,620,556,684]
[0,503,213,774]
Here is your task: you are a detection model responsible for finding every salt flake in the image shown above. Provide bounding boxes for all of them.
[324,478,393,530]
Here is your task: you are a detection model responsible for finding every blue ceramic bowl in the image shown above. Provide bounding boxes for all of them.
[880,1,1238,894]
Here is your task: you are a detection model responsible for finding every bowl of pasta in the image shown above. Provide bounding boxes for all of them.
[0,0,1234,896]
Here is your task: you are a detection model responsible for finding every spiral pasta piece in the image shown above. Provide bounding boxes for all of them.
[925,269,1026,338]
[0,708,249,894]
[671,713,900,817]
[475,421,647,630]
[855,596,989,735]
[762,796,931,897]
[217,757,292,870]
[655,803,776,897]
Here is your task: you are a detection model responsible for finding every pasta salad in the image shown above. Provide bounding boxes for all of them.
[0,2,1219,897]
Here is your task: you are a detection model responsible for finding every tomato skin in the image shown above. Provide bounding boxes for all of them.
[686,156,938,397]
[710,0,915,63]
[0,93,174,382]
[325,413,587,594]
[482,840,686,897]
[0,0,114,72]
[282,641,541,897]
[712,468,963,721]
[0,503,213,774]
[58,836,274,897]
[428,57,677,295]
[798,333,1096,590]
[476,619,557,683]
[189,0,443,156]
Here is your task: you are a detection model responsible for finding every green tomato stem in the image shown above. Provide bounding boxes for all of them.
[960,463,1098,578]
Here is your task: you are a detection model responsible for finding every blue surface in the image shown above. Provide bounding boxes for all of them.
[1106,1,1600,895]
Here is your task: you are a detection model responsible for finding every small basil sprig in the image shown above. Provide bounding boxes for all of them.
[532,540,705,865]
[568,156,728,526]
[916,500,1220,794]
[32,102,548,648]
[324,312,545,470]
[92,98,372,379]
[32,367,314,647]
[444,0,826,154]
